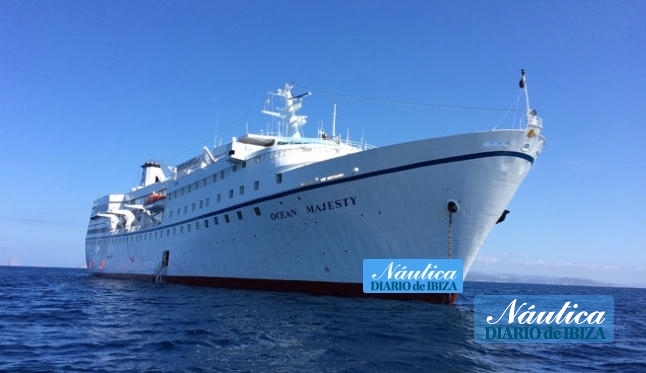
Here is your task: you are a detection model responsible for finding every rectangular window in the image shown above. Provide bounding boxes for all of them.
[224,214,230,223]
[214,216,219,225]
[276,173,282,184]
[180,226,183,234]
[169,210,173,218]
[217,194,221,203]
[239,185,244,195]
[187,224,191,232]
[173,227,176,235]
[202,179,206,187]
[177,208,180,216]
[229,189,234,198]
[184,206,187,213]
[196,221,200,230]
[220,171,224,179]
[206,197,210,206]
[192,203,196,211]
[199,200,203,209]
[212,174,217,183]
[254,207,261,216]
[204,219,209,228]
[242,162,246,168]
[254,181,260,190]
[188,185,192,192]
[236,211,243,220]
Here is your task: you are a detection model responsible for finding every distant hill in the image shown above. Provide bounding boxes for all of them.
[466,272,629,288]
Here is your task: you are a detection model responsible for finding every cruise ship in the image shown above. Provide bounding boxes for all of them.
[85,71,545,304]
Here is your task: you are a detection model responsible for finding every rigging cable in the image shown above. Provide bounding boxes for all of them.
[297,84,524,113]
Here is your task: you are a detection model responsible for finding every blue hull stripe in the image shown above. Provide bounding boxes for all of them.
[87,150,534,237]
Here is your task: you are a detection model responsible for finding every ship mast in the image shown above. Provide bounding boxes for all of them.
[519,69,531,114]
[261,83,311,138]
[332,99,337,137]
[519,69,543,134]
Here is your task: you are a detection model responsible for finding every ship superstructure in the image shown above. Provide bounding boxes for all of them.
[86,74,545,303]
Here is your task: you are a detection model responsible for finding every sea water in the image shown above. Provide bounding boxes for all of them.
[0,266,644,372]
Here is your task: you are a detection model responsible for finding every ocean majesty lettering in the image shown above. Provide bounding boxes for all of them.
[270,209,297,221]
[306,196,357,214]
[474,295,614,344]
[363,259,463,294]
[269,195,357,221]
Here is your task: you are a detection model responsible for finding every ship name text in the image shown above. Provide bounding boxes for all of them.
[270,209,298,221]
[269,195,357,221]
[306,196,357,214]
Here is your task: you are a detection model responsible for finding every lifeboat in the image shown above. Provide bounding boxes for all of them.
[145,192,166,206]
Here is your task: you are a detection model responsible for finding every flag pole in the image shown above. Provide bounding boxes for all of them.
[519,69,531,114]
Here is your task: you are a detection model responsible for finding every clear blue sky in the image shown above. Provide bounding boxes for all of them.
[1,1,644,286]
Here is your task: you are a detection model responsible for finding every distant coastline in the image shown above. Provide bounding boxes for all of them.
[468,271,645,289]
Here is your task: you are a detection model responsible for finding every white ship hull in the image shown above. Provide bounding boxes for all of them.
[85,80,545,303]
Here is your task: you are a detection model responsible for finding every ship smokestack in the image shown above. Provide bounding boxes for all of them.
[140,161,166,186]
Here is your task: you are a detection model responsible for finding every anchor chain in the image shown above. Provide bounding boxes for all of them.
[444,201,458,305]
[448,212,454,259]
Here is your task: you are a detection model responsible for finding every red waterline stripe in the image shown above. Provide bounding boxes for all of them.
[91,272,457,304]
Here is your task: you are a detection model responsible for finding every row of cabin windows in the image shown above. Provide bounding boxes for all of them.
[89,206,264,245]
[166,164,276,203]
[167,180,263,219]
[167,163,258,201]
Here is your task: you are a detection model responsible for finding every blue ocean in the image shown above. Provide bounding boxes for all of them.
[1,266,644,372]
